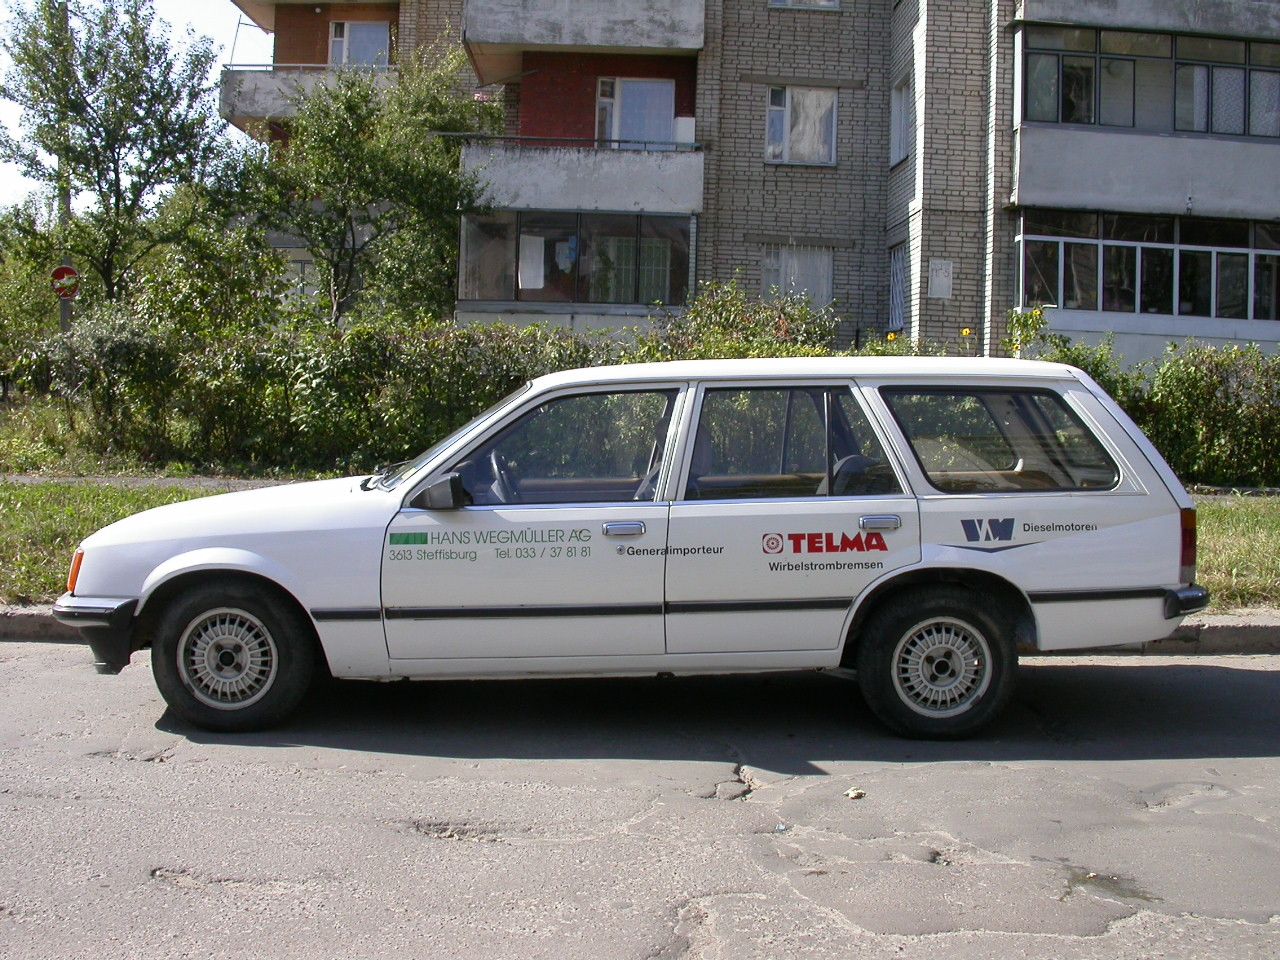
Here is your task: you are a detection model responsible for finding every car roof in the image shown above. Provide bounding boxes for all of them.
[529,356,1083,391]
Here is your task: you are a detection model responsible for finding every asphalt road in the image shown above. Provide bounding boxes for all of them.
[1,640,1278,960]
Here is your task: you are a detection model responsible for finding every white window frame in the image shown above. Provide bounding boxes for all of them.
[596,77,677,149]
[762,244,835,307]
[329,20,391,67]
[889,72,914,165]
[888,243,908,331]
[765,86,838,165]
[1016,213,1274,321]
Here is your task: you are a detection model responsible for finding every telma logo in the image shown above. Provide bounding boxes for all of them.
[960,518,1015,543]
[764,532,889,554]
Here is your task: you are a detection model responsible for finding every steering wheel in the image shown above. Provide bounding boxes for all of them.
[489,449,518,504]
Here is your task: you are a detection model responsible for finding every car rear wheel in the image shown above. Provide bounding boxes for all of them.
[151,582,316,732]
[855,586,1016,739]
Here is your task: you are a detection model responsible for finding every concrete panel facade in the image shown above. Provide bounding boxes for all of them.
[463,0,704,52]
[461,143,705,214]
[1018,0,1280,38]
[1050,309,1280,364]
[1016,125,1280,222]
[220,67,395,127]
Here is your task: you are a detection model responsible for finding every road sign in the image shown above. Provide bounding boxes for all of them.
[51,265,80,301]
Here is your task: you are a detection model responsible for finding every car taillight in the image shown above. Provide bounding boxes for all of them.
[67,550,84,594]
[1180,509,1197,584]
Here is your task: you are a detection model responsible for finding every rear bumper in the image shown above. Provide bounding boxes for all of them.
[52,594,139,674]
[1164,584,1210,620]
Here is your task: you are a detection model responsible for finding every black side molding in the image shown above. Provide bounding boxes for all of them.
[1028,588,1166,604]
[1027,585,1210,621]
[311,608,383,622]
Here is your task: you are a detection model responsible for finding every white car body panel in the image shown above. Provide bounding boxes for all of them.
[58,357,1204,684]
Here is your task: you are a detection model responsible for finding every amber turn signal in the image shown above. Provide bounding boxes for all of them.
[67,550,84,594]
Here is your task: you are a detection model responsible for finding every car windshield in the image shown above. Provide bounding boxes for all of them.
[375,384,532,490]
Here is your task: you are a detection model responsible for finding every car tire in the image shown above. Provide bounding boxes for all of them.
[150,582,317,732]
[855,586,1016,740]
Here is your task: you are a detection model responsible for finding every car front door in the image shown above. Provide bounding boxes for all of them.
[664,381,921,654]
[383,385,684,661]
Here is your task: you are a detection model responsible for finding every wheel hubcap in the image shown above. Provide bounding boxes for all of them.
[891,617,992,718]
[177,608,278,711]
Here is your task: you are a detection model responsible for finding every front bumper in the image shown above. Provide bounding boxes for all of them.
[52,594,139,675]
[1164,584,1210,620]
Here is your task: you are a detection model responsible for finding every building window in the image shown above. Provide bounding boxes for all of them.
[766,86,837,164]
[762,244,834,306]
[1023,27,1279,138]
[888,244,907,331]
[459,212,690,307]
[889,73,914,165]
[460,213,517,301]
[1018,209,1280,322]
[329,21,391,67]
[768,0,840,8]
[596,78,676,149]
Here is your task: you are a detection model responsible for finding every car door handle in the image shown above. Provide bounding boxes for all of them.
[603,521,647,537]
[859,515,902,532]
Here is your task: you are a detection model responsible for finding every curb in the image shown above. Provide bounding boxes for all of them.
[2,606,80,644]
[4,606,1279,656]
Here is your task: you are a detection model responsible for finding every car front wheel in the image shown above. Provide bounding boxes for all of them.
[151,583,316,732]
[855,586,1016,739]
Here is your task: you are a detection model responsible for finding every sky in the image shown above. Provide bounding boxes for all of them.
[0,0,274,206]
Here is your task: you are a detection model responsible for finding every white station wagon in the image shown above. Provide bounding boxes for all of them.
[55,358,1208,738]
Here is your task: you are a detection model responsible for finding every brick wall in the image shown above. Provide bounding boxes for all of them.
[698,0,892,347]
[274,4,401,65]
[517,52,697,141]
[397,0,462,54]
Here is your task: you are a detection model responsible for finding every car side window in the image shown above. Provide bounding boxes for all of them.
[453,389,679,505]
[685,386,903,500]
[881,387,1120,493]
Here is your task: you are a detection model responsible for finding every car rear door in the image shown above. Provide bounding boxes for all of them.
[663,380,921,654]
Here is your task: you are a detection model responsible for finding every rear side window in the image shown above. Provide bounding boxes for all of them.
[881,388,1119,493]
[685,386,903,500]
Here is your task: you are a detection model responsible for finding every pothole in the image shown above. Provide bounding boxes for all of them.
[1060,866,1161,904]
[402,819,509,843]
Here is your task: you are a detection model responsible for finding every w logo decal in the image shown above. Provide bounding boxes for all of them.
[961,518,1015,543]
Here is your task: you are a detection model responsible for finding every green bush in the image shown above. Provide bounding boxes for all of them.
[632,281,838,361]
[1143,343,1280,488]
[15,286,1280,487]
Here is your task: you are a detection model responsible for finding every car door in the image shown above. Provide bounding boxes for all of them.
[383,385,684,661]
[664,381,921,654]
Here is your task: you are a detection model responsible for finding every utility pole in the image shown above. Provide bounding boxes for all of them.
[56,0,73,332]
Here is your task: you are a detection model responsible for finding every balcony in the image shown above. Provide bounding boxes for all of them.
[1014,124,1280,222]
[461,137,705,215]
[463,0,704,85]
[219,65,395,132]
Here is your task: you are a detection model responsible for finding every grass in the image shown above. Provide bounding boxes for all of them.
[0,482,1276,610]
[1195,495,1280,610]
[0,482,211,604]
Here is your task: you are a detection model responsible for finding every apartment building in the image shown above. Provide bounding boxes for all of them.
[222,1,1280,360]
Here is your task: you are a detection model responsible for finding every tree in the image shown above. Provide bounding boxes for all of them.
[0,204,64,391]
[0,0,227,302]
[243,47,502,323]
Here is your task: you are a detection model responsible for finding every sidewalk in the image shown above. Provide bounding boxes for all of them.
[5,604,1279,655]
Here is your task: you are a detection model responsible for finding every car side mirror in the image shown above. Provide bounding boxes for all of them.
[414,473,471,510]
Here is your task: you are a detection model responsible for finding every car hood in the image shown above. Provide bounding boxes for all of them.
[82,476,393,549]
